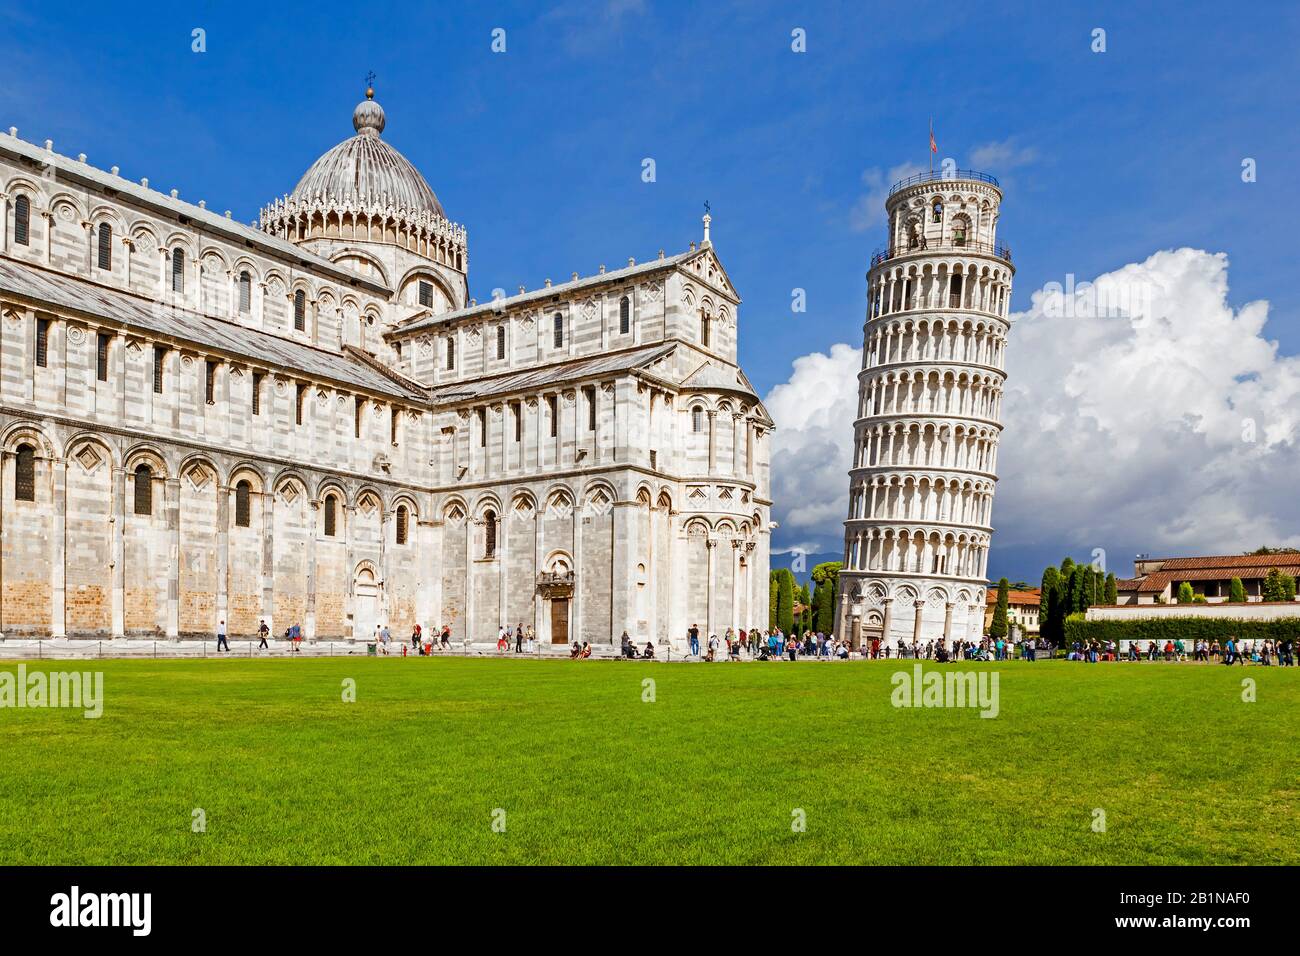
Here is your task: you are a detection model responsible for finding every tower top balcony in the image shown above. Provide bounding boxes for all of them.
[887,169,1001,198]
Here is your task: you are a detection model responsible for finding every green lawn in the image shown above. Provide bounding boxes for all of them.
[0,657,1295,864]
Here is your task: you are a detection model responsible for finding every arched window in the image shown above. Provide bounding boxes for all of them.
[133,463,153,515]
[13,195,30,246]
[293,290,306,331]
[931,199,943,223]
[234,480,251,528]
[171,247,185,293]
[14,443,35,501]
[951,215,970,247]
[324,493,338,537]
[692,406,704,433]
[700,311,710,348]
[446,336,455,370]
[418,280,434,308]
[97,223,112,270]
[619,295,630,335]
[238,271,251,313]
[396,505,408,545]
[553,312,564,349]
[496,324,506,360]
[484,510,497,558]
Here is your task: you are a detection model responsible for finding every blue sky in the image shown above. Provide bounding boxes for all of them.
[2,0,1298,582]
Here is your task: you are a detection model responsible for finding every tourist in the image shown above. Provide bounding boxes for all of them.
[216,619,229,653]
[706,633,719,662]
[570,641,582,660]
[440,624,452,650]
[496,626,509,653]
[411,623,422,651]
[515,623,524,654]
[643,641,655,659]
[688,623,700,657]
[580,641,592,659]
[257,619,269,650]
[525,625,535,653]
[290,622,302,653]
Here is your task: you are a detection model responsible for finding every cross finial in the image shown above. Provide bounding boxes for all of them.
[365,71,376,98]
[704,199,710,215]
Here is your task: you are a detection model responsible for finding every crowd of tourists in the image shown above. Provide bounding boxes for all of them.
[1069,636,1297,666]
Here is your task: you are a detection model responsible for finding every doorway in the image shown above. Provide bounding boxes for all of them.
[354,567,378,641]
[550,598,570,645]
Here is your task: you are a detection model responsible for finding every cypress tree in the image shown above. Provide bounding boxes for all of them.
[778,569,795,634]
[769,572,779,629]
[1228,577,1246,603]
[1040,567,1061,647]
[1177,581,1195,604]
[989,578,1010,638]
[1262,568,1285,603]
[1104,572,1118,605]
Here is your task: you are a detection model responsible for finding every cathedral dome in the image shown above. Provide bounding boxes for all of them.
[288,88,446,220]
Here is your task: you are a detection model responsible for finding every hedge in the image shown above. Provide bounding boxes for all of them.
[1064,615,1300,645]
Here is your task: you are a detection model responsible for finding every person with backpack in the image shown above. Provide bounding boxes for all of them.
[257,619,269,650]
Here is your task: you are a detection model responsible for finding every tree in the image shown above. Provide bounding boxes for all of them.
[1228,577,1246,603]
[1262,568,1287,603]
[811,561,842,634]
[1177,581,1195,604]
[768,572,779,630]
[1285,575,1297,602]
[796,583,812,635]
[1104,572,1118,605]
[1247,546,1300,555]
[1040,566,1063,646]
[989,578,1010,638]
[777,568,795,634]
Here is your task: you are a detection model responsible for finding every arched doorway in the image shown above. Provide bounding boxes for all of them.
[353,566,379,642]
[538,553,574,645]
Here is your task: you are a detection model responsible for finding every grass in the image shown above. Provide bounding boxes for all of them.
[0,657,1295,865]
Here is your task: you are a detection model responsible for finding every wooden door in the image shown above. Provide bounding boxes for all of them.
[550,598,570,644]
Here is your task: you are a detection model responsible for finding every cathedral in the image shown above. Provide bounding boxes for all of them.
[0,87,773,649]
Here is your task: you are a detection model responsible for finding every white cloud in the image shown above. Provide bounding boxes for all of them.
[969,138,1038,171]
[764,249,1300,562]
[764,343,862,554]
[849,161,923,233]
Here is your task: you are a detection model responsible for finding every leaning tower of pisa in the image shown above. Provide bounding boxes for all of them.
[836,169,1013,651]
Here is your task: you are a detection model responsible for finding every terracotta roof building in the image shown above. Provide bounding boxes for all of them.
[1115,554,1300,605]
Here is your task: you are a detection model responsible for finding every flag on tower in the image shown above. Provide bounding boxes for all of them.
[929,121,937,154]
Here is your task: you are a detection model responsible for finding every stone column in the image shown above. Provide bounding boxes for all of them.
[498,503,509,629]
[572,504,583,641]
[110,465,125,639]
[705,538,716,639]
[707,411,717,472]
[731,539,742,634]
[912,600,925,645]
[610,498,635,645]
[166,477,180,639]
[464,515,475,642]
[880,597,894,647]
[51,456,67,638]
[261,486,275,635]
[215,484,229,635]
[304,500,317,642]
[943,601,954,643]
